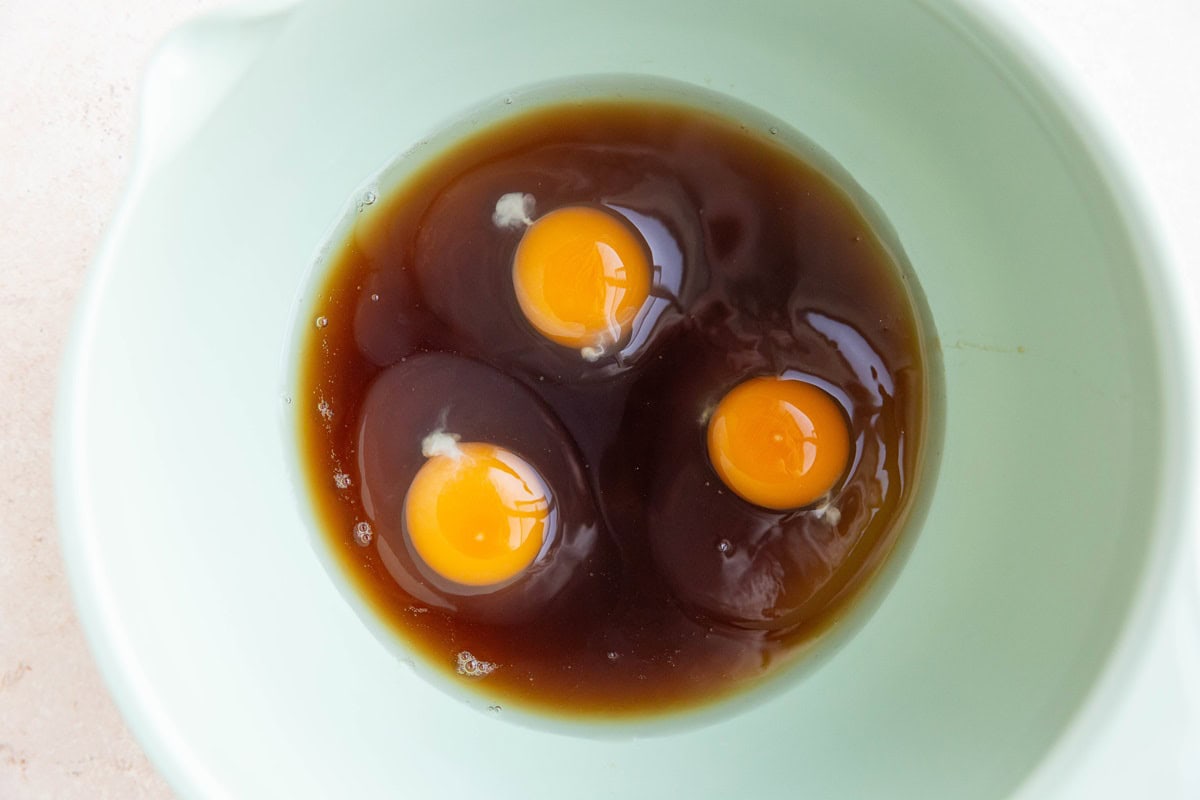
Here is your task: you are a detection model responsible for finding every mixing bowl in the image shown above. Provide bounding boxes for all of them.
[56,0,1199,796]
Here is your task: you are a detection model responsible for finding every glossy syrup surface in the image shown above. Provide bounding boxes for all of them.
[297,99,930,717]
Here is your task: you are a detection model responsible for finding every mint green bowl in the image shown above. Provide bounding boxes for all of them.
[56,0,1197,797]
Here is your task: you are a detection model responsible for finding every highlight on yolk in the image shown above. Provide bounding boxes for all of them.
[512,205,652,357]
[404,439,552,587]
[706,377,851,511]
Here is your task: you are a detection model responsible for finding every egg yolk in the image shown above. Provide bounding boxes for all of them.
[512,205,652,354]
[404,442,551,587]
[707,377,851,510]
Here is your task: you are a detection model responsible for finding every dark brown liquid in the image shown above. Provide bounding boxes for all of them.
[297,99,930,717]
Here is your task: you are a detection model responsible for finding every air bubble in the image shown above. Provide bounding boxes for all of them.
[353,521,373,546]
[488,705,502,713]
[333,472,351,489]
[456,651,498,678]
[607,651,620,662]
[282,394,292,406]
[503,97,513,105]
[315,315,328,328]
[716,538,733,554]
[768,126,779,135]
[370,293,380,302]
[318,399,333,420]
[356,190,377,211]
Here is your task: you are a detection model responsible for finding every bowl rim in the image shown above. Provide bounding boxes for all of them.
[928,0,1200,794]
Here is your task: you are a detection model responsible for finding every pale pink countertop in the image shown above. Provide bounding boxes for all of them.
[2,1,1198,798]
[0,1,229,796]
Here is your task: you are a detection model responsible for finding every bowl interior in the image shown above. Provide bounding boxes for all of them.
[60,0,1167,797]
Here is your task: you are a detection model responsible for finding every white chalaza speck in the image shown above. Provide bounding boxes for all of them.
[579,315,623,362]
[421,429,463,460]
[492,192,535,229]
[813,499,842,526]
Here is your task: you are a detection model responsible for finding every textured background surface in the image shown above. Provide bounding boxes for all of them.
[0,1,1196,798]
[0,1,227,797]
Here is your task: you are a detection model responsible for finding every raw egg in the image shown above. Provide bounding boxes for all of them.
[511,205,652,358]
[410,152,703,383]
[355,353,608,622]
[707,376,850,510]
[404,438,552,587]
[603,318,909,632]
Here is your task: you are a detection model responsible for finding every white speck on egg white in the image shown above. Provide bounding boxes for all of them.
[421,429,463,460]
[492,192,535,229]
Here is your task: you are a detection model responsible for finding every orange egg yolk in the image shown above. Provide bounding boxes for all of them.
[707,377,851,510]
[512,205,652,354]
[404,442,551,586]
